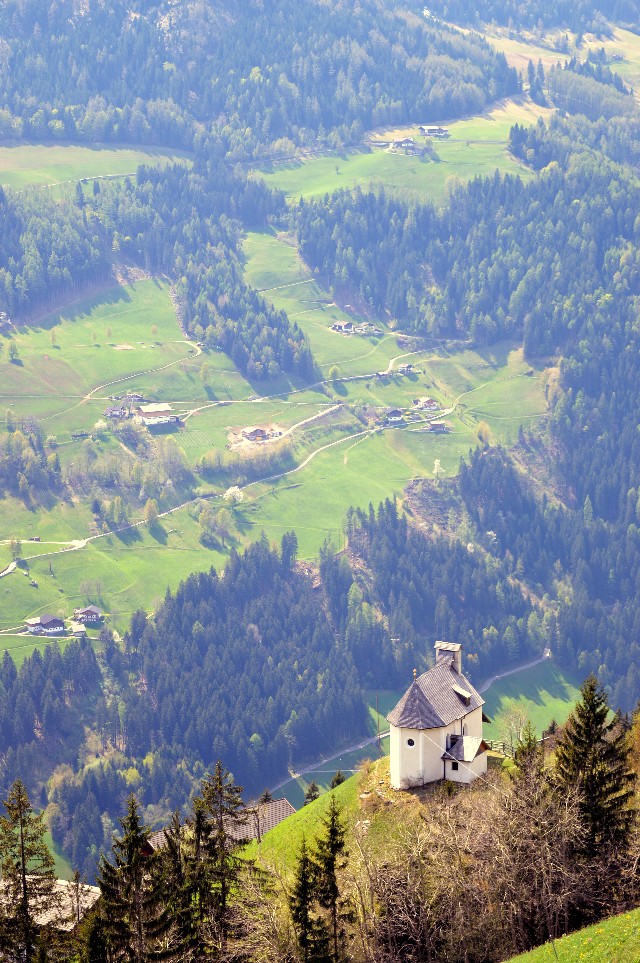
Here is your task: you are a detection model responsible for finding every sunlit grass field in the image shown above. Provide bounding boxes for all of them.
[0,142,190,191]
[256,139,532,205]
[482,660,581,743]
[255,96,544,205]
[508,908,640,962]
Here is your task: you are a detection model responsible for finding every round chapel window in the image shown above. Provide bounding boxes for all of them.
[407,738,415,747]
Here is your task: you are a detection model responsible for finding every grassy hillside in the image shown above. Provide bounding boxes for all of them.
[246,774,362,871]
[482,660,581,743]
[508,908,640,962]
[1,223,551,652]
[275,735,390,810]
[256,97,541,206]
[0,143,190,192]
[480,25,640,91]
[0,124,549,655]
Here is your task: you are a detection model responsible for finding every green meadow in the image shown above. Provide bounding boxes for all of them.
[479,31,569,74]
[257,139,532,206]
[239,419,476,558]
[0,221,549,655]
[482,659,581,743]
[254,96,545,206]
[0,515,229,645]
[243,231,407,376]
[246,773,361,870]
[1,278,194,435]
[0,125,550,656]
[0,142,190,192]
[508,908,640,963]
[244,230,547,420]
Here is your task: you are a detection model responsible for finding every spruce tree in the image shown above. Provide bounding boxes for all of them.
[159,810,197,959]
[97,795,171,962]
[289,835,328,963]
[0,779,60,963]
[304,781,320,806]
[198,760,247,953]
[555,674,635,853]
[313,796,350,962]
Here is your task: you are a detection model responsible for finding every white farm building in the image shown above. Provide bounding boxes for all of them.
[387,641,489,789]
[136,403,179,426]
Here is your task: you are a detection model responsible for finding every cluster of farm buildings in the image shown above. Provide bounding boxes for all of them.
[104,394,181,427]
[24,605,103,637]
[241,425,282,443]
[331,319,382,336]
[373,126,450,152]
[383,402,449,432]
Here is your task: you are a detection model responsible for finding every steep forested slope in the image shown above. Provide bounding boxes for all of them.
[297,151,640,353]
[0,0,518,152]
[425,0,640,31]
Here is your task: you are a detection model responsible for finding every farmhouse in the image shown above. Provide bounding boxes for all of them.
[420,125,449,138]
[393,137,415,149]
[137,403,179,426]
[242,426,270,442]
[24,614,65,635]
[74,605,103,624]
[104,405,127,419]
[414,397,439,410]
[387,641,489,789]
[385,408,405,424]
[430,420,449,432]
[331,320,353,334]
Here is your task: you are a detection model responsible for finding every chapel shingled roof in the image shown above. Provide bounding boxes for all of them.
[387,655,484,730]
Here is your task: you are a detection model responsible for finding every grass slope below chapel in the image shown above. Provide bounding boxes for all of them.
[507,907,640,962]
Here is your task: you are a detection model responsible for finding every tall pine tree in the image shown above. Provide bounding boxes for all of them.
[555,674,635,853]
[97,795,171,962]
[196,760,248,954]
[313,796,350,963]
[0,779,60,963]
[289,835,328,963]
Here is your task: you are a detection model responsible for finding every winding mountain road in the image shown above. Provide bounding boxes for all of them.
[478,648,552,695]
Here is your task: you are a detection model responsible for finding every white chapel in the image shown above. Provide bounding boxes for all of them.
[387,641,489,790]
